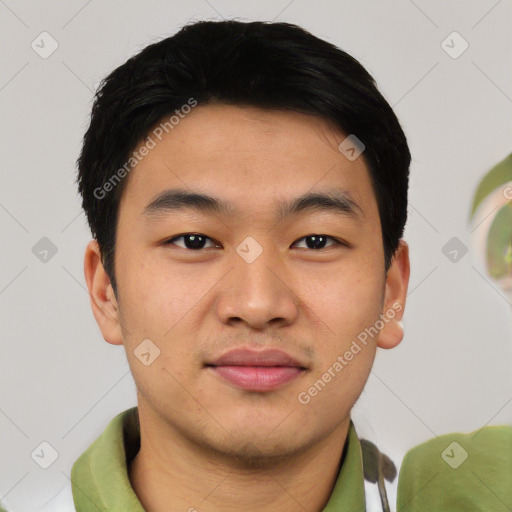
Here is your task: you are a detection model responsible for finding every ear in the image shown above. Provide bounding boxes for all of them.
[377,239,410,350]
[83,239,123,346]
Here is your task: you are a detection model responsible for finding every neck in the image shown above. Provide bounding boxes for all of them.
[128,405,350,512]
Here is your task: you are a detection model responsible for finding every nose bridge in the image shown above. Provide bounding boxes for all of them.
[236,242,280,295]
[217,236,299,328]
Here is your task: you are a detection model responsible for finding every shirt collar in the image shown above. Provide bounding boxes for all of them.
[71,407,366,511]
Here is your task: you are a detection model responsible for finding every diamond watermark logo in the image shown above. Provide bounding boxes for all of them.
[441,441,468,469]
[134,338,161,366]
[338,134,365,161]
[31,441,59,469]
[441,31,469,59]
[32,237,58,263]
[442,236,468,263]
[31,31,59,59]
[236,236,263,264]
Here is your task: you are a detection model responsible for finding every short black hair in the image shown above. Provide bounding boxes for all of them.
[77,19,410,297]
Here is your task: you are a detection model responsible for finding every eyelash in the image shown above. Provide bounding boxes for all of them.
[163,233,347,250]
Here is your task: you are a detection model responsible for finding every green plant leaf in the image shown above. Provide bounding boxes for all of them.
[486,201,512,279]
[469,153,512,220]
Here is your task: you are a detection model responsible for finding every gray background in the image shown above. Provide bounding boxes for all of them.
[1,0,511,510]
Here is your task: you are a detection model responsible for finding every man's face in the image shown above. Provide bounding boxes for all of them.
[95,104,404,463]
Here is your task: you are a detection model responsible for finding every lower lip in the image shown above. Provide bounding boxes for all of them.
[210,366,304,391]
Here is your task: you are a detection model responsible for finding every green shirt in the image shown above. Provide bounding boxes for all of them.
[71,407,368,511]
[397,425,512,511]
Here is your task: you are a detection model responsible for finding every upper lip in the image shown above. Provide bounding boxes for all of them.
[207,348,307,368]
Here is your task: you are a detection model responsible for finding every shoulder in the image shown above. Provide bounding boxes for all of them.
[397,425,512,511]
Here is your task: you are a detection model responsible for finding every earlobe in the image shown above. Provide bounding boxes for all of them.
[377,317,405,349]
[84,240,123,346]
[377,239,410,350]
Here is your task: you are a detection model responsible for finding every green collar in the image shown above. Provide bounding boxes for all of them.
[71,408,144,511]
[71,407,366,511]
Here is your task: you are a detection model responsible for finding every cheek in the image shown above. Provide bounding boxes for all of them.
[117,256,210,377]
[298,262,384,349]
[117,251,187,328]
[295,345,376,435]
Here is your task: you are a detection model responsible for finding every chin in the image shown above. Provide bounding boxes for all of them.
[191,424,321,471]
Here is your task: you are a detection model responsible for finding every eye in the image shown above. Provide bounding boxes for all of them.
[164,233,346,251]
[292,235,344,250]
[164,233,219,250]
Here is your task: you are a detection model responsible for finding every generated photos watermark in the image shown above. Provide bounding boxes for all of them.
[297,301,403,405]
[93,97,198,200]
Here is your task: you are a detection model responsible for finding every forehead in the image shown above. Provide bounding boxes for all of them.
[118,104,378,223]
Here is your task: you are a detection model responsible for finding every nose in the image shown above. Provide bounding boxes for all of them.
[215,244,299,330]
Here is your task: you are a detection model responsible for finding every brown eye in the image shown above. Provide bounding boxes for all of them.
[292,235,342,250]
[165,234,218,250]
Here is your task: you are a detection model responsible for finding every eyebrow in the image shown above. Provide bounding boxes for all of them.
[142,187,365,223]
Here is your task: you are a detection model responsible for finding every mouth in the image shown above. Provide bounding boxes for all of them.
[205,348,308,392]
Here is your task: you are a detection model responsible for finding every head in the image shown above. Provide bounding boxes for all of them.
[79,20,410,465]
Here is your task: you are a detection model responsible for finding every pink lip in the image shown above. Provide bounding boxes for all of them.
[206,348,307,391]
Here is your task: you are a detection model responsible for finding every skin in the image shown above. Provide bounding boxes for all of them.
[84,104,410,511]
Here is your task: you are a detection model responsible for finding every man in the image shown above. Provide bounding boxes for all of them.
[43,19,411,511]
